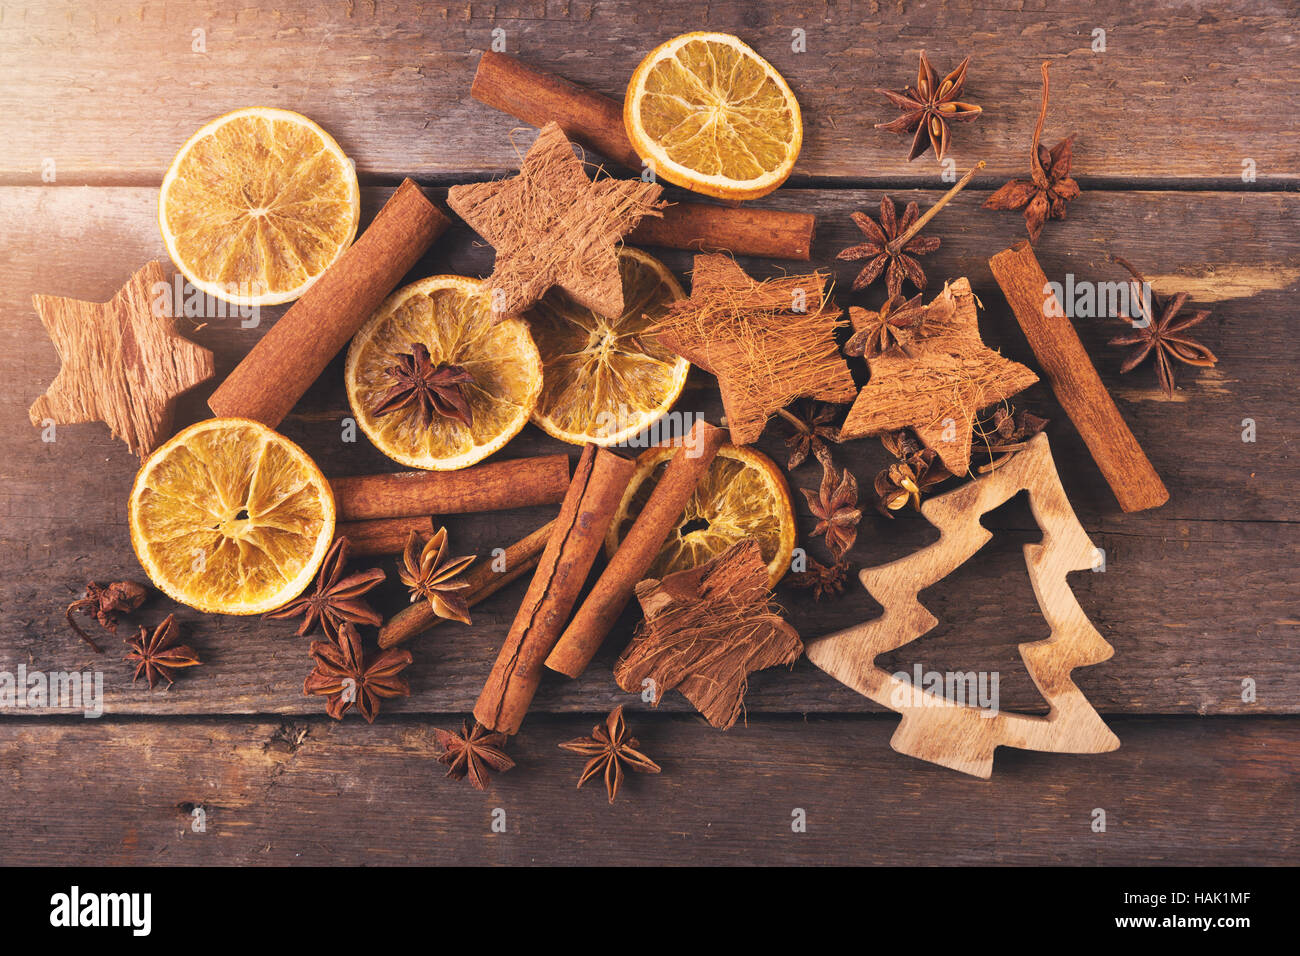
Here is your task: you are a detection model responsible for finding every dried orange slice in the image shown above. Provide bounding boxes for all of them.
[345,276,542,470]
[624,32,802,201]
[128,418,336,615]
[526,247,689,446]
[159,107,360,306]
[607,441,795,586]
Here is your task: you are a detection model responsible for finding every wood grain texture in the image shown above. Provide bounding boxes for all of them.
[2,186,1296,717]
[1,1,1296,185]
[809,434,1119,777]
[0,714,1292,865]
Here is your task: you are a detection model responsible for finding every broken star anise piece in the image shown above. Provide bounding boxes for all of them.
[846,293,927,358]
[559,705,661,804]
[984,62,1080,243]
[399,527,476,625]
[433,719,516,791]
[303,622,413,723]
[974,404,1050,471]
[837,196,941,298]
[802,458,862,561]
[373,343,475,428]
[789,556,851,601]
[1107,256,1218,398]
[875,51,982,163]
[874,447,952,516]
[124,614,202,689]
[264,536,384,642]
[775,400,842,470]
[66,580,147,653]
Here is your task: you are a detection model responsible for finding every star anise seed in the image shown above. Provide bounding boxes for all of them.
[433,720,516,791]
[837,196,941,298]
[124,614,201,689]
[1107,256,1218,398]
[559,705,661,804]
[875,51,982,163]
[802,458,862,561]
[66,580,147,653]
[399,528,476,625]
[984,62,1080,243]
[265,536,385,642]
[845,292,927,358]
[874,447,952,517]
[372,343,475,428]
[303,622,413,723]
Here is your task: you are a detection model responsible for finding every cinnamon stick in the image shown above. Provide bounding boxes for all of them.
[473,446,636,734]
[378,519,555,649]
[472,51,815,261]
[337,516,435,557]
[989,241,1169,512]
[545,419,728,678]
[208,179,451,427]
[631,204,815,261]
[330,454,570,521]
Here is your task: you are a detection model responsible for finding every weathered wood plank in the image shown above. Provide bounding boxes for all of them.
[2,185,1296,716]
[0,0,1295,185]
[0,715,1293,865]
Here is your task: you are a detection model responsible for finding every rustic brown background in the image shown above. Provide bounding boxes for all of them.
[1,0,1296,865]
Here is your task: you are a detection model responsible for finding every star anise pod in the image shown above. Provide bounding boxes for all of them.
[837,196,941,298]
[776,400,842,470]
[984,62,1079,243]
[398,528,475,624]
[875,51,982,163]
[264,536,384,642]
[879,428,925,460]
[874,448,952,516]
[433,719,515,791]
[66,580,147,653]
[559,705,661,804]
[123,614,201,689]
[974,404,1050,471]
[845,293,927,358]
[789,556,851,601]
[802,458,862,561]
[372,342,475,428]
[1107,256,1217,398]
[303,622,413,723]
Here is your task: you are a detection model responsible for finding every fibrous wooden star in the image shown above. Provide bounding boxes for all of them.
[29,260,214,459]
[447,121,664,319]
[839,278,1037,475]
[653,255,858,444]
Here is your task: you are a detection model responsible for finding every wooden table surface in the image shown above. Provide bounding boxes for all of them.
[2,0,1296,866]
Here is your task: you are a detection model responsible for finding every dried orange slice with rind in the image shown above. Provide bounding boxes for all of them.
[624,32,803,201]
[128,418,336,615]
[345,276,542,471]
[159,107,360,306]
[526,247,689,446]
[607,441,795,586]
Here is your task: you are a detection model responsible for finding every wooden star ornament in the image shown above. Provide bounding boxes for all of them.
[28,260,215,459]
[838,278,1037,474]
[447,121,665,319]
[653,255,858,444]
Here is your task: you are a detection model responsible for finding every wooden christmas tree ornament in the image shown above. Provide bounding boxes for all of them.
[653,255,857,444]
[838,278,1037,475]
[29,260,214,459]
[447,121,665,319]
[805,433,1119,778]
